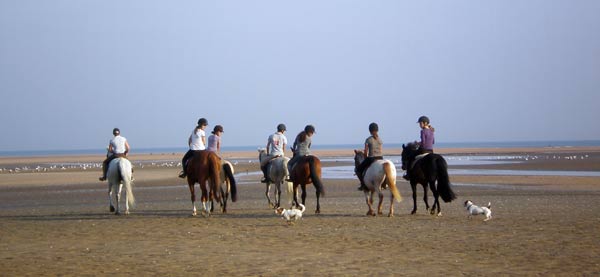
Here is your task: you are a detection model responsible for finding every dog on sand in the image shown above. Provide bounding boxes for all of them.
[464,200,492,221]
[275,204,305,224]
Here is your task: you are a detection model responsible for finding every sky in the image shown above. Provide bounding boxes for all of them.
[1,1,599,151]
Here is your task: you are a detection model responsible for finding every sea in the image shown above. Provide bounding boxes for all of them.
[1,140,599,158]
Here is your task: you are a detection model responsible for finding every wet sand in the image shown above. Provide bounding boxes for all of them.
[1,147,599,275]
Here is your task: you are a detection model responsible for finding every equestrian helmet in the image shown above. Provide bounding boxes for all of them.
[197,118,208,126]
[277,123,287,132]
[304,125,316,134]
[112,128,120,135]
[213,125,224,133]
[417,116,430,124]
[368,122,379,132]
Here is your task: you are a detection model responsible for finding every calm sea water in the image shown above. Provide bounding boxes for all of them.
[1,140,599,157]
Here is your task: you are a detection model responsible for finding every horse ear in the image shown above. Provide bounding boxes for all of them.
[402,144,405,149]
[354,149,358,154]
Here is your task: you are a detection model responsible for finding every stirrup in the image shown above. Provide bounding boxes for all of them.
[99,176,106,181]
[178,171,186,178]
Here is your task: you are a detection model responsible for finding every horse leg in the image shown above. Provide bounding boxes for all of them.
[292,184,299,208]
[410,182,418,214]
[315,186,321,214]
[301,184,307,206]
[220,184,227,213]
[200,182,210,217]
[430,181,441,216]
[422,183,430,212]
[124,186,130,215]
[108,185,115,213]
[365,191,375,216]
[377,190,384,215]
[115,184,123,215]
[265,183,274,208]
[275,182,282,209]
[388,191,395,217]
[188,184,197,216]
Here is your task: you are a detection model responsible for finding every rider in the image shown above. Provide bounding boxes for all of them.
[99,128,130,181]
[403,116,435,180]
[179,118,208,178]
[287,125,315,182]
[356,122,383,191]
[261,123,288,183]
[206,125,224,157]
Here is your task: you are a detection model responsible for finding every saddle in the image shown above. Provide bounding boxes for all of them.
[261,154,281,167]
[410,153,430,169]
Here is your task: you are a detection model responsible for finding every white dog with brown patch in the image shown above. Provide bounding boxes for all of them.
[464,200,492,221]
[275,204,305,224]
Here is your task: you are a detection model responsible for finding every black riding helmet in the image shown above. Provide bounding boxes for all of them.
[113,128,120,135]
[368,122,379,133]
[304,125,316,134]
[277,123,287,132]
[197,118,208,126]
[417,116,430,124]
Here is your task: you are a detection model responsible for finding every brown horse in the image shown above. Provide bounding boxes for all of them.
[289,155,325,214]
[185,150,221,217]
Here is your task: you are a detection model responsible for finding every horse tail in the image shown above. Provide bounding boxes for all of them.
[308,156,324,197]
[223,162,237,202]
[383,162,402,202]
[120,159,136,208]
[435,156,456,202]
[209,153,222,201]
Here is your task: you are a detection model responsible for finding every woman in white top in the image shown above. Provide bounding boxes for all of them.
[179,118,208,178]
[99,128,130,181]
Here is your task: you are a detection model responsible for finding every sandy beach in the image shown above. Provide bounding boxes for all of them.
[1,147,600,276]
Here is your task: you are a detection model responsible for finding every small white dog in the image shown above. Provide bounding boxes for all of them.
[275,204,305,224]
[464,200,492,221]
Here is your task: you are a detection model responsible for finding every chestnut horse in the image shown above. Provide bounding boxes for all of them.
[289,155,324,214]
[185,150,221,217]
[401,142,456,216]
[214,159,238,213]
[353,150,401,217]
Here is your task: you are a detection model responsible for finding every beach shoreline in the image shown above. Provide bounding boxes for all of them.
[1,146,600,275]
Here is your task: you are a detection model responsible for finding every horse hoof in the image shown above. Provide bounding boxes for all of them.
[109,206,115,213]
[388,213,394,218]
[410,210,417,215]
[192,212,197,216]
[437,212,442,217]
[115,211,121,216]
[125,211,130,215]
[315,210,320,214]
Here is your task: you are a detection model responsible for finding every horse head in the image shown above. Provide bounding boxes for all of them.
[258,148,267,162]
[353,149,366,168]
[401,142,419,170]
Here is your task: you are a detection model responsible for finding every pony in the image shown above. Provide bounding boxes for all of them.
[213,159,238,213]
[288,155,324,214]
[353,150,401,217]
[185,150,221,217]
[258,149,293,209]
[106,157,135,215]
[401,142,456,216]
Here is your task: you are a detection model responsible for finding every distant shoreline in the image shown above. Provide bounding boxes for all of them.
[2,140,600,158]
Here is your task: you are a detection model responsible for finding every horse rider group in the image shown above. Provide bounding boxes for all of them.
[100,115,435,190]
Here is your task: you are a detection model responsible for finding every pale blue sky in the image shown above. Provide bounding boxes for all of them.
[1,1,599,151]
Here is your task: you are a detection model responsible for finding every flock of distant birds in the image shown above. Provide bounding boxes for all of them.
[0,154,591,174]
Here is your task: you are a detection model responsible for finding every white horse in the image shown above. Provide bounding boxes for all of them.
[354,150,402,217]
[258,149,293,208]
[107,157,135,215]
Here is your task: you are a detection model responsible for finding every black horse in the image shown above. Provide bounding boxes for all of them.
[401,142,456,216]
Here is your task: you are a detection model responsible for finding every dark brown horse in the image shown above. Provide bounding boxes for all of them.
[289,155,325,214]
[185,150,221,217]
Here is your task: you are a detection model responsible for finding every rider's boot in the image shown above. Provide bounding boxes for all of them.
[357,173,367,191]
